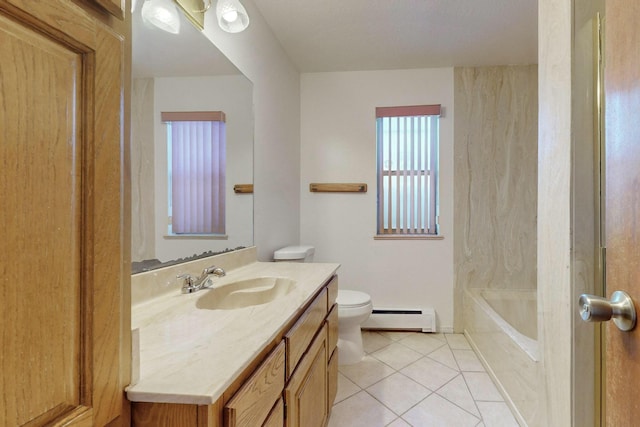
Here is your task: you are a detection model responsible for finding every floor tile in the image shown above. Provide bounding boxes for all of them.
[453,349,485,372]
[386,418,411,427]
[339,355,395,389]
[371,343,423,370]
[445,333,472,350]
[377,331,413,341]
[463,372,504,402]
[331,331,519,427]
[335,372,360,403]
[400,356,459,391]
[427,345,460,371]
[366,372,431,415]
[428,332,448,342]
[402,393,481,427]
[398,332,446,355]
[363,331,393,353]
[436,374,480,417]
[476,402,519,427]
[328,391,397,427]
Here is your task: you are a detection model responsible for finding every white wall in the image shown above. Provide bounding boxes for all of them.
[300,69,455,331]
[201,1,301,261]
[152,75,254,261]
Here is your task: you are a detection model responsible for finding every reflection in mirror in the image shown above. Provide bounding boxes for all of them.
[131,7,254,273]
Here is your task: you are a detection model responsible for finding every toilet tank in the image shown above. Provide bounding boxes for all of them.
[273,245,315,262]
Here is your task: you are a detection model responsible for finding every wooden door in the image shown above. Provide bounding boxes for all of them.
[604,0,640,425]
[0,0,130,425]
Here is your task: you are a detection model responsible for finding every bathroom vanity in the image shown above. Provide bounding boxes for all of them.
[127,248,339,427]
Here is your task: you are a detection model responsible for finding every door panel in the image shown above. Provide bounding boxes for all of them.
[0,13,86,426]
[0,0,129,425]
[93,0,125,19]
[604,0,640,424]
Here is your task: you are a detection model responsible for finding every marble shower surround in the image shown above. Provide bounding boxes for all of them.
[131,78,156,262]
[453,65,538,295]
[453,65,539,424]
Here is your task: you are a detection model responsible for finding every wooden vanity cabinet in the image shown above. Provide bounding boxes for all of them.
[326,305,339,410]
[284,324,328,427]
[131,275,339,427]
[224,342,285,427]
[262,398,284,427]
[285,288,328,378]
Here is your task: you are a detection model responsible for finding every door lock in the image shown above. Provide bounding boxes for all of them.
[578,291,636,331]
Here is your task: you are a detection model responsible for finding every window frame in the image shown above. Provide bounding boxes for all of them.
[375,104,441,239]
[162,111,227,236]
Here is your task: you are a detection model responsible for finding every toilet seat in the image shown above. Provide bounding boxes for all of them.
[337,290,371,308]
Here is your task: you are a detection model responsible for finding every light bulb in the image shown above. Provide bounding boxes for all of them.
[222,10,238,23]
[216,0,249,33]
[141,0,180,34]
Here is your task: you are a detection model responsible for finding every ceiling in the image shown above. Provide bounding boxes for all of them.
[252,0,538,72]
[133,0,538,77]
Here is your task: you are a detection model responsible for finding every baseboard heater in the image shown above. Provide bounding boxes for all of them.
[362,307,436,332]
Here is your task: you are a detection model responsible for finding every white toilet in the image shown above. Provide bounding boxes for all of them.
[273,245,372,365]
[335,290,372,364]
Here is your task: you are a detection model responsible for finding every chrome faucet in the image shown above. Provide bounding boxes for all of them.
[179,265,226,294]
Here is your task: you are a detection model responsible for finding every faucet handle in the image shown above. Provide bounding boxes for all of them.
[203,266,226,277]
[177,273,195,287]
[178,274,199,294]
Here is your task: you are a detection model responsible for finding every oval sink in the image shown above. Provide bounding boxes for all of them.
[196,277,296,310]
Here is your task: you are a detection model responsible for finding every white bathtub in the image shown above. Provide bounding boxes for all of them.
[464,288,539,426]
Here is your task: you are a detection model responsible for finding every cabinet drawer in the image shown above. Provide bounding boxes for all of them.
[327,276,338,309]
[327,348,338,410]
[224,341,285,427]
[327,304,338,357]
[285,288,327,378]
[263,398,284,427]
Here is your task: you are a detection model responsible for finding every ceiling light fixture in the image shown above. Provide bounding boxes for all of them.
[216,0,250,33]
[141,0,181,34]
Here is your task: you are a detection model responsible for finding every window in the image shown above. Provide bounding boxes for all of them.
[162,111,226,235]
[376,105,440,237]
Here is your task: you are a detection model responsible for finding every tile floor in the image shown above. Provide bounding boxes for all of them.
[328,331,520,427]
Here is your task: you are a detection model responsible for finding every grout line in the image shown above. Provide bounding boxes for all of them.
[432,372,484,421]
[332,332,521,427]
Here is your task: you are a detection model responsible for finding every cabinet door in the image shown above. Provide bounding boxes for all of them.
[0,0,129,425]
[285,325,328,427]
[327,350,338,412]
[225,342,285,427]
[262,399,284,427]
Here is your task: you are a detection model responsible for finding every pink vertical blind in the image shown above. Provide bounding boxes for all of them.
[162,111,226,234]
[376,105,440,235]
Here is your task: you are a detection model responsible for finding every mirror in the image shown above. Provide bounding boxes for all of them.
[131,7,254,273]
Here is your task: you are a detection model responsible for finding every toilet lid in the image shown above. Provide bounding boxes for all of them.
[337,290,371,307]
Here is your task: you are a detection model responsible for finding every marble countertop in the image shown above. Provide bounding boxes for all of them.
[126,260,339,405]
